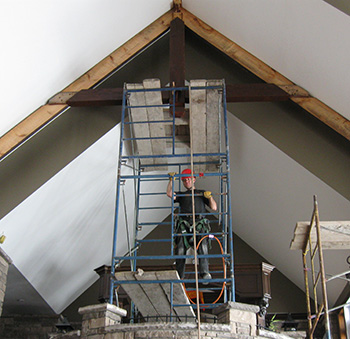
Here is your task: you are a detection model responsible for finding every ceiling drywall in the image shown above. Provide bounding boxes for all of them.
[0,0,171,137]
[182,0,350,122]
[323,0,350,15]
[0,124,174,313]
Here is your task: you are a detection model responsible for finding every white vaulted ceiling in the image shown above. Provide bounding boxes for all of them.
[0,0,349,315]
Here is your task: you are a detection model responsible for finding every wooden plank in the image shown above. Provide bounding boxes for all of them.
[126,83,153,167]
[181,8,350,142]
[49,92,77,104]
[143,79,167,168]
[163,108,190,148]
[134,270,171,320]
[155,271,196,321]
[190,80,207,173]
[206,80,222,171]
[116,270,195,321]
[115,271,159,317]
[290,221,350,250]
[0,10,172,160]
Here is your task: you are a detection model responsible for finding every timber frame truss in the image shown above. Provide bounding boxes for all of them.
[1,0,349,160]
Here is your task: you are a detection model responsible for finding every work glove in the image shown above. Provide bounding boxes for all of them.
[168,172,178,181]
[204,191,212,199]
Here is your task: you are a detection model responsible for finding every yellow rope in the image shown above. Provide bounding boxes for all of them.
[189,82,201,338]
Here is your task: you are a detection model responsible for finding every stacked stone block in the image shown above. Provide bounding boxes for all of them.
[78,303,127,337]
[16,301,304,339]
[213,301,260,337]
[77,302,263,338]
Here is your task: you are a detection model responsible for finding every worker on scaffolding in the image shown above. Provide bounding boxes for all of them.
[167,169,217,283]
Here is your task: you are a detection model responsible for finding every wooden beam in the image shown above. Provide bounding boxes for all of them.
[181,8,350,141]
[290,221,350,250]
[226,83,290,102]
[66,88,124,106]
[50,83,299,107]
[169,17,186,117]
[0,10,173,160]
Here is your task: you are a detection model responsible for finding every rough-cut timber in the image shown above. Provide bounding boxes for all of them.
[50,83,298,107]
[126,79,167,170]
[190,79,222,172]
[115,270,195,321]
[290,221,350,250]
[170,17,186,117]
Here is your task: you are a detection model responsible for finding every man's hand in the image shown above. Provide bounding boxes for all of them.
[204,191,212,199]
[167,173,177,199]
[168,172,177,181]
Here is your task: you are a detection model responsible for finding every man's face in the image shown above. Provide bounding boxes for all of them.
[182,176,196,189]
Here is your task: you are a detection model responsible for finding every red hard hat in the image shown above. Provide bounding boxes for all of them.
[181,168,193,180]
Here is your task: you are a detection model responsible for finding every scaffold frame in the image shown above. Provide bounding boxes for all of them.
[109,79,235,322]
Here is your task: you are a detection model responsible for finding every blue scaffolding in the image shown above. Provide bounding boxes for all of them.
[109,79,235,321]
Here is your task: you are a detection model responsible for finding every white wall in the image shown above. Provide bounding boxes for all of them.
[0,0,171,137]
[183,0,350,122]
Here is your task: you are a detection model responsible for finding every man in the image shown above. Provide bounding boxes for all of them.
[167,169,217,282]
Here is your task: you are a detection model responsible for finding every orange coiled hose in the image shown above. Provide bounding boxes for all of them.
[184,235,226,306]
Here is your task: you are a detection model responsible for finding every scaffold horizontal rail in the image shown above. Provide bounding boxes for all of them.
[114,254,230,261]
[120,171,228,180]
[113,277,232,285]
[121,152,226,160]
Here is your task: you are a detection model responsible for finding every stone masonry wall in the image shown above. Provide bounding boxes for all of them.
[0,247,12,316]
[0,315,59,339]
[3,302,305,339]
[75,302,264,339]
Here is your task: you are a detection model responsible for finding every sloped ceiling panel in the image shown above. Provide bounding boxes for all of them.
[227,113,350,306]
[0,124,173,313]
[183,0,350,122]
[0,0,171,136]
[0,126,120,313]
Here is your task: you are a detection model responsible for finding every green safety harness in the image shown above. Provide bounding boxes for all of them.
[174,216,211,250]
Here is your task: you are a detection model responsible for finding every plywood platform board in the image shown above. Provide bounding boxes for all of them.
[115,270,196,322]
[126,79,167,171]
[190,80,222,172]
[290,221,350,251]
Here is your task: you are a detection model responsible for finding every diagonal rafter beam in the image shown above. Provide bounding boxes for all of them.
[0,10,173,160]
[180,7,350,142]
